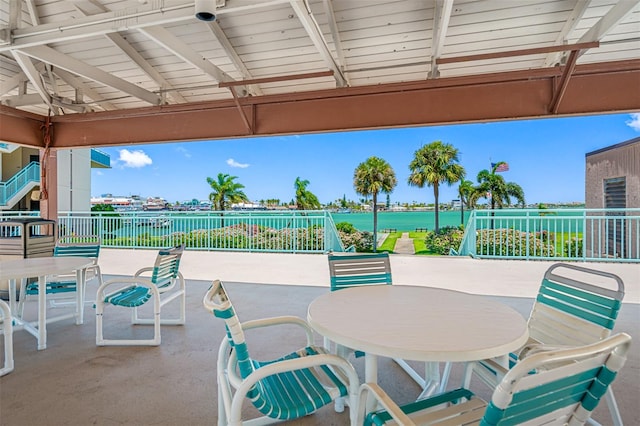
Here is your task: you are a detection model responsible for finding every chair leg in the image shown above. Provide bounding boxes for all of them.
[586,388,623,426]
[0,300,14,376]
[95,298,105,346]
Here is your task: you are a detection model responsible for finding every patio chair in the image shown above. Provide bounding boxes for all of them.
[0,299,14,376]
[466,262,625,426]
[204,279,360,425]
[358,332,632,426]
[328,253,438,393]
[95,245,185,346]
[17,235,102,319]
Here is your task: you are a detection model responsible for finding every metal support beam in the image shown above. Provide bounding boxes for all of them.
[0,105,45,147]
[437,42,600,65]
[549,49,579,114]
[17,59,634,149]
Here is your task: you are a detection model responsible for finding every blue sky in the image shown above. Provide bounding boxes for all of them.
[92,112,640,205]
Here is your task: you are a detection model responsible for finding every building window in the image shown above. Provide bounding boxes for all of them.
[604,177,626,257]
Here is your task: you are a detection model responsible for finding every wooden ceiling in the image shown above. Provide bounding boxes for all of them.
[1,0,639,148]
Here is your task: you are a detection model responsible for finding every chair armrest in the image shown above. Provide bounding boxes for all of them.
[519,343,574,359]
[357,383,415,426]
[241,316,314,345]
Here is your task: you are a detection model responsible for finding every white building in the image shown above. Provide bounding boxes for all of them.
[0,143,110,212]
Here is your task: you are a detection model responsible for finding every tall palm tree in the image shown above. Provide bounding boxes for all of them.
[458,179,475,225]
[475,162,526,211]
[206,173,248,211]
[294,177,321,210]
[408,141,466,233]
[353,156,397,252]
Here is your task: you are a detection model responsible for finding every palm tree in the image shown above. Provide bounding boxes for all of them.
[475,162,526,211]
[408,141,466,233]
[294,177,321,210]
[458,179,475,225]
[353,156,397,252]
[206,173,248,211]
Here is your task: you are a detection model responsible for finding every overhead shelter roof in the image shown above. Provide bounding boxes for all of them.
[1,0,639,148]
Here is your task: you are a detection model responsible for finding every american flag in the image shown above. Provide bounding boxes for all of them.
[491,162,509,173]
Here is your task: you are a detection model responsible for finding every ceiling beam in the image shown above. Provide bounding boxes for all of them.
[24,0,40,26]
[0,104,45,147]
[437,42,599,65]
[0,69,27,95]
[8,59,630,149]
[72,1,187,104]
[138,26,235,87]
[576,0,640,57]
[218,70,334,87]
[543,0,591,67]
[549,49,579,114]
[46,65,117,111]
[429,0,454,78]
[10,50,55,111]
[3,0,292,53]
[16,45,162,105]
[290,0,347,87]
[206,21,262,96]
[322,0,348,79]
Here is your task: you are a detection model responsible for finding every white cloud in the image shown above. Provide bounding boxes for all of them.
[95,170,104,176]
[118,149,152,168]
[176,146,191,158]
[626,113,640,131]
[227,158,249,168]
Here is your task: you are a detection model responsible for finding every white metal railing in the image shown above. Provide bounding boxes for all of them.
[49,210,346,253]
[458,208,640,263]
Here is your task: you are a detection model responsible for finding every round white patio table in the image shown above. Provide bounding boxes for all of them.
[0,256,94,350]
[307,285,529,402]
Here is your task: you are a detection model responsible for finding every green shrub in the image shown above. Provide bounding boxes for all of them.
[476,229,555,257]
[338,230,373,252]
[424,226,464,255]
[336,222,357,234]
[564,237,583,257]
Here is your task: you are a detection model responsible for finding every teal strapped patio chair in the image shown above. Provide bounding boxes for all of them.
[0,299,14,376]
[466,263,625,426]
[328,253,437,393]
[204,280,360,425]
[95,245,185,346]
[17,235,102,320]
[358,332,632,426]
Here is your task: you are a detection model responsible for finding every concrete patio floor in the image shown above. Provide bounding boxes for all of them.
[1,250,638,425]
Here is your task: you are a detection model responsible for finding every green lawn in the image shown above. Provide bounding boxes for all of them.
[378,231,401,253]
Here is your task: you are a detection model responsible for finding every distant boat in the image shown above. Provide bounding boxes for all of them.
[338,208,352,213]
[137,217,171,228]
[143,197,168,211]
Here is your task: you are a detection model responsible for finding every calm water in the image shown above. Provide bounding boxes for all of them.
[331,211,470,232]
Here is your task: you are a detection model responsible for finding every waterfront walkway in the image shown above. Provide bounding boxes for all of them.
[394,232,415,254]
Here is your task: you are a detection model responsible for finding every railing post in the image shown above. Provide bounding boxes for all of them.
[525,211,530,260]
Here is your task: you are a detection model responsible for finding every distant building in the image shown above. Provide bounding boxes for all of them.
[585,137,639,258]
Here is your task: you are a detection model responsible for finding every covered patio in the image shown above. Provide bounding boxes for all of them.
[1,250,638,425]
[1,1,639,219]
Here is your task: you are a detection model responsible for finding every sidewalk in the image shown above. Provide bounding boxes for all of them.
[394,232,415,254]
